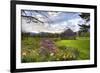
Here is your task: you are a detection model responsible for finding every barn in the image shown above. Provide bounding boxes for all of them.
[61,29,76,40]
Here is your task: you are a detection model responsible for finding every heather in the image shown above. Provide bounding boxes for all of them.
[21,37,90,63]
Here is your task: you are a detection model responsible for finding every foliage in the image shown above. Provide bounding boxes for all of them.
[78,31,90,37]
[78,24,90,32]
[56,46,79,60]
[79,13,90,22]
[22,28,76,40]
[78,13,90,37]
[21,36,90,63]
[76,37,90,40]
[21,49,40,62]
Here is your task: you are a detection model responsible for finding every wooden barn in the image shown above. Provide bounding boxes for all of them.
[60,29,76,40]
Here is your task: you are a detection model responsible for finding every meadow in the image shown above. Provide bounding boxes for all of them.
[21,36,90,63]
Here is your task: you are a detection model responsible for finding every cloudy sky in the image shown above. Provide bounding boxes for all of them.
[21,10,86,33]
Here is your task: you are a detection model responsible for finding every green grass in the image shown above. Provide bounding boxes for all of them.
[55,40,90,60]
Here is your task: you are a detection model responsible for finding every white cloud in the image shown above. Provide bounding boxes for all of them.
[48,12,61,17]
[22,10,86,33]
[22,16,85,33]
[67,18,85,32]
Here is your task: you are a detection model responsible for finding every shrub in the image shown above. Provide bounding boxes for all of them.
[56,46,79,60]
[21,49,40,62]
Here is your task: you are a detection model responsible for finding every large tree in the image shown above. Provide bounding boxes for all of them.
[79,13,90,31]
[21,10,55,26]
[78,13,90,37]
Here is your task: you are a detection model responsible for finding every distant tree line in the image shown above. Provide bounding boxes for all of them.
[22,28,76,40]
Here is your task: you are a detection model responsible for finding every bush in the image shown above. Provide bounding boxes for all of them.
[56,46,79,60]
[79,32,90,37]
[21,49,40,62]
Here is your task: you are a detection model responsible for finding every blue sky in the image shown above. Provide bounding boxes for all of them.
[21,10,86,33]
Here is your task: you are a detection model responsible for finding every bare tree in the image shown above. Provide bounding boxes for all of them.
[21,10,56,27]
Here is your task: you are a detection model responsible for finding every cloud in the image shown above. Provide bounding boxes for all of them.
[48,12,61,17]
[22,18,83,33]
[21,10,85,33]
[67,18,85,32]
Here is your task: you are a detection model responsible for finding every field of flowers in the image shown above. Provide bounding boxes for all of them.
[21,37,90,63]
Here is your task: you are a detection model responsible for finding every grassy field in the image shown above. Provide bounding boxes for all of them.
[21,37,90,63]
[55,39,90,60]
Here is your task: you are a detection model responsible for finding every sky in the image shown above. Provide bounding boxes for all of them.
[21,10,87,33]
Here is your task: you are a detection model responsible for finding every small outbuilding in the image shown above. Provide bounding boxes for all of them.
[61,29,76,40]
